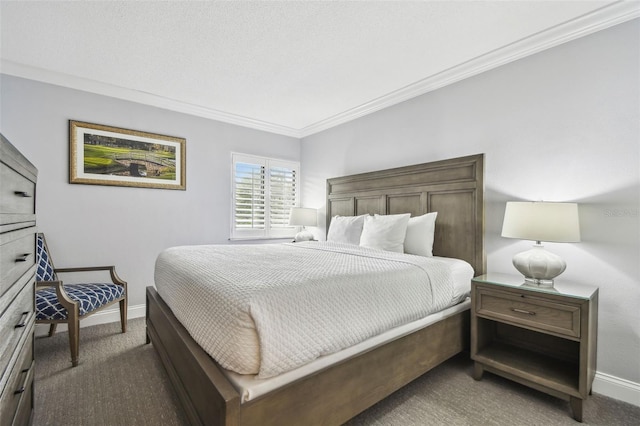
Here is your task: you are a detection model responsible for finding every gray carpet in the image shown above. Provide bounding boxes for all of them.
[34,318,640,425]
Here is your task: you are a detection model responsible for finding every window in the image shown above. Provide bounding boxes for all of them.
[231,153,300,239]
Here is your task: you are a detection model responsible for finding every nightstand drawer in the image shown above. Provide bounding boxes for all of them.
[476,287,580,338]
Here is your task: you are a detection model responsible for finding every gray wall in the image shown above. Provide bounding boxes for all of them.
[301,20,640,385]
[0,75,300,310]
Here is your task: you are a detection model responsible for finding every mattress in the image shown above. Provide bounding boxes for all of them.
[155,241,473,378]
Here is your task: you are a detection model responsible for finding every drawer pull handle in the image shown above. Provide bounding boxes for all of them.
[14,367,31,395]
[14,191,32,198]
[511,308,536,316]
[15,311,29,328]
[15,253,31,262]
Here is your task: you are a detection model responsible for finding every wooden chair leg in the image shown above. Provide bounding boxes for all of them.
[119,297,127,333]
[48,323,57,337]
[68,308,80,367]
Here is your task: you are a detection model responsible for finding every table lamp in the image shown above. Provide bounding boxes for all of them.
[501,201,580,286]
[288,207,317,242]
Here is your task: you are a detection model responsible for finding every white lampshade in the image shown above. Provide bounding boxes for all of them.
[288,207,318,227]
[289,207,317,242]
[501,202,580,243]
[501,201,580,286]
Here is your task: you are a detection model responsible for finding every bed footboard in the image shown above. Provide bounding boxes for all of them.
[146,286,470,426]
[239,306,470,425]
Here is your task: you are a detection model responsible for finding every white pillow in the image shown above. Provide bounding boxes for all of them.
[327,215,367,245]
[404,212,438,257]
[359,213,411,253]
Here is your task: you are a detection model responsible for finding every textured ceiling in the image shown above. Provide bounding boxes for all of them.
[1,1,637,136]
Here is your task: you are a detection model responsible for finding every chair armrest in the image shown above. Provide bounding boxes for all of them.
[54,266,127,287]
[36,280,57,289]
[36,280,78,312]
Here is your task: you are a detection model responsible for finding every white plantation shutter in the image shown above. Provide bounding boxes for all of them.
[269,164,297,229]
[234,162,265,231]
[231,154,299,239]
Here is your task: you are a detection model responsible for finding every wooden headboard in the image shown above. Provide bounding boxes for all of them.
[326,154,485,275]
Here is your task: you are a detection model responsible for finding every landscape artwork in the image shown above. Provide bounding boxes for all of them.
[69,121,186,190]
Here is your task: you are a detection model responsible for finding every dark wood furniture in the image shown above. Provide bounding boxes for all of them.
[146,153,485,425]
[0,134,37,426]
[35,233,128,367]
[471,273,598,422]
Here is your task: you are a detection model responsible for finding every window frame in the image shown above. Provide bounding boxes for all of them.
[231,153,300,240]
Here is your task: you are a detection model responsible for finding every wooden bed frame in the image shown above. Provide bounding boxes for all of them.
[146,153,485,425]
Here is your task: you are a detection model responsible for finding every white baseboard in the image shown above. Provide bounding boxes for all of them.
[35,304,640,408]
[34,303,146,337]
[593,371,640,407]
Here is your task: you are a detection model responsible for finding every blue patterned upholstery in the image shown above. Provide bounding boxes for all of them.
[36,234,57,282]
[35,234,125,321]
[36,283,125,321]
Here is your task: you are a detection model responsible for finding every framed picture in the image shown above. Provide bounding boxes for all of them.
[69,121,186,190]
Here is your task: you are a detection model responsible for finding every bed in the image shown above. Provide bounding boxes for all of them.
[146,153,485,425]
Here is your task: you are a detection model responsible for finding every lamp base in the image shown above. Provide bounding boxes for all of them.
[512,243,566,286]
[523,277,555,288]
[293,229,314,242]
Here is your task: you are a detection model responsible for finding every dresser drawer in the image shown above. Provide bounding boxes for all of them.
[0,229,35,298]
[475,287,580,338]
[8,370,33,426]
[0,161,36,227]
[0,336,33,426]
[0,280,34,381]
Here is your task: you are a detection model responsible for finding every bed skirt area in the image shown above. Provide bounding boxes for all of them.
[146,285,470,426]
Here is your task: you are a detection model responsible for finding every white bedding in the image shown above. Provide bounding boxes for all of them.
[154,241,470,378]
[227,298,471,403]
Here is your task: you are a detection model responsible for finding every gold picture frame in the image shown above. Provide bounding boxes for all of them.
[69,120,186,190]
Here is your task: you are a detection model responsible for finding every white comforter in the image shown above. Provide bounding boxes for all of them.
[154,241,456,378]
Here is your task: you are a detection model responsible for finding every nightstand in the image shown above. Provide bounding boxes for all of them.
[471,273,598,422]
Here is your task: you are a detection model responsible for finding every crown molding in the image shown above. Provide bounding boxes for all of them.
[300,1,640,137]
[0,60,303,138]
[2,1,638,139]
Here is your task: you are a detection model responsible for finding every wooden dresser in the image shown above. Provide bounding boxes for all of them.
[0,134,37,426]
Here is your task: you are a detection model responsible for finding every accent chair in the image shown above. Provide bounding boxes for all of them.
[35,233,127,366]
